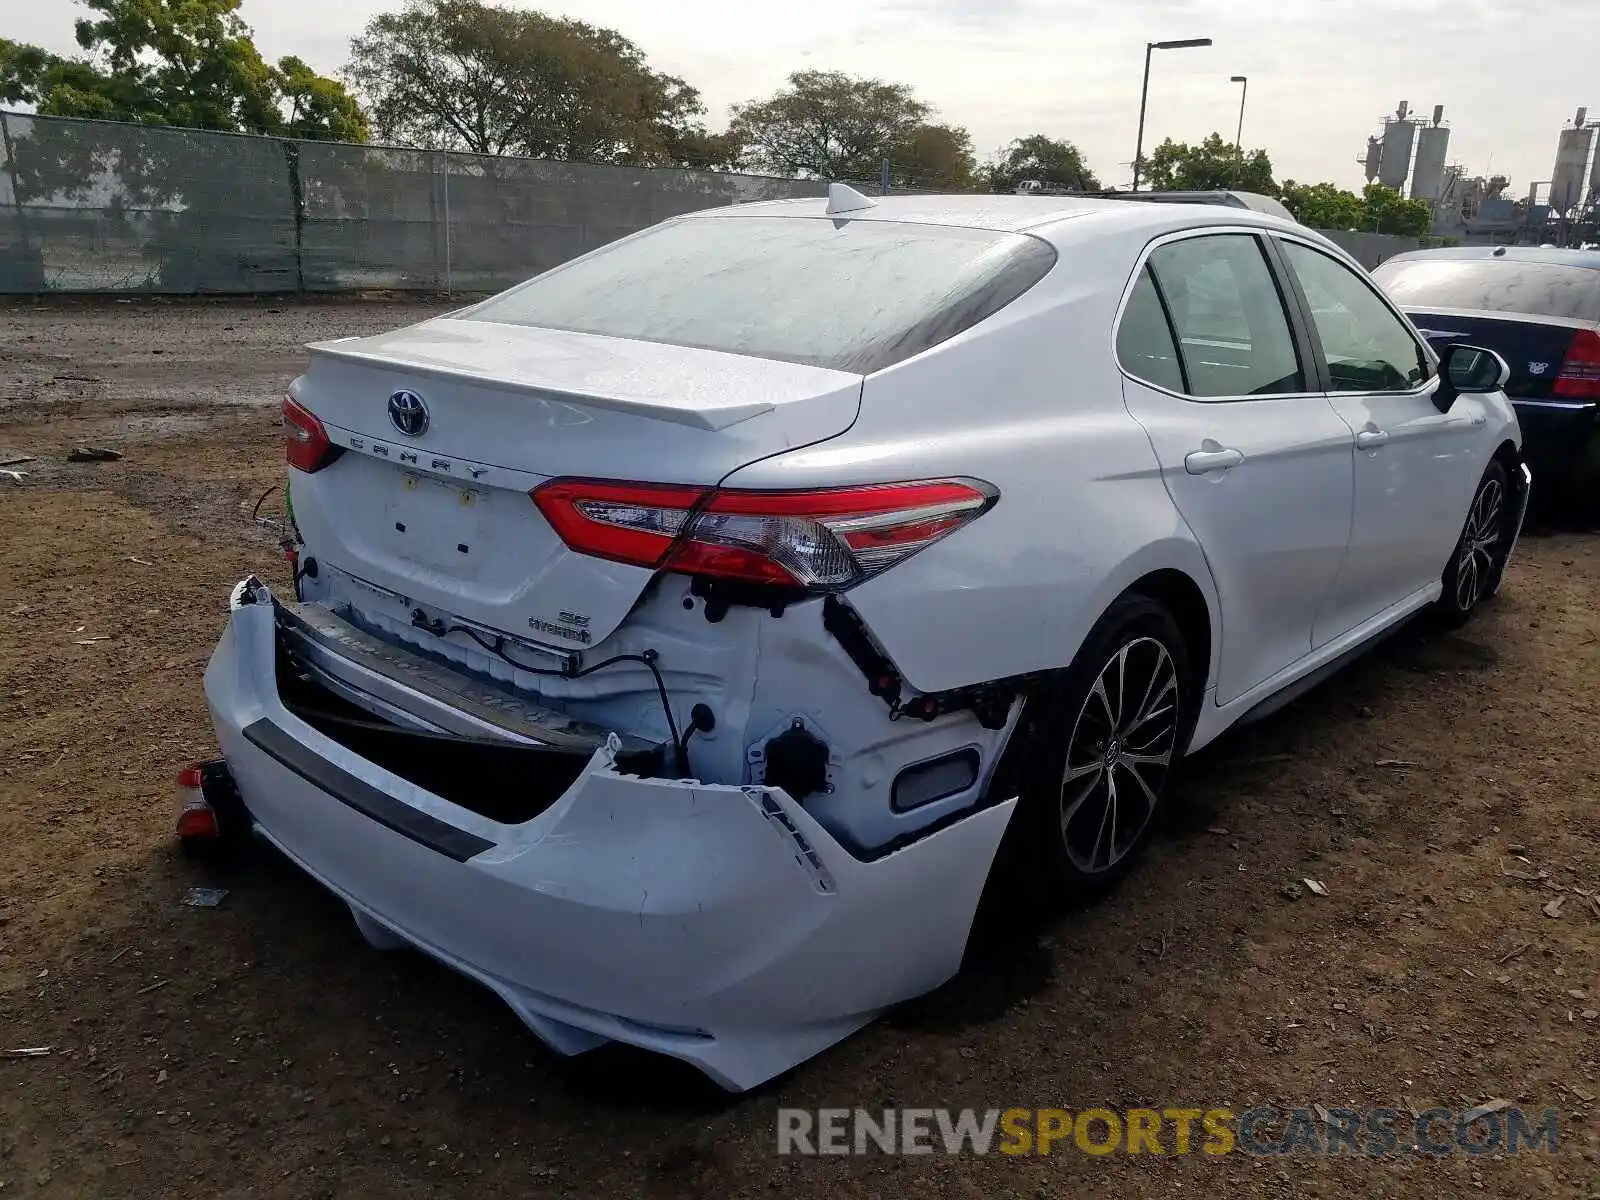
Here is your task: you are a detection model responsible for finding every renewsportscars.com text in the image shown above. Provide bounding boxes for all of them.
[777,1105,1559,1157]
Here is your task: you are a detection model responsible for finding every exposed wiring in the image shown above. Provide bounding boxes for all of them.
[678,723,700,774]
[445,621,686,776]
[676,704,715,778]
[251,484,281,523]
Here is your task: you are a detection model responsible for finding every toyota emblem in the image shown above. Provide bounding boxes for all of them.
[387,389,429,437]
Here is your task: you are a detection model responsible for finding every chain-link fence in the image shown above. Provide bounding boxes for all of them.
[0,111,826,295]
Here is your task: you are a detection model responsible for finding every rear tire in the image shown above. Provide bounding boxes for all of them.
[1436,461,1513,627]
[1012,594,1196,900]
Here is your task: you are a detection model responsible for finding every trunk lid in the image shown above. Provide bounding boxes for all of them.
[1403,308,1588,399]
[287,317,862,651]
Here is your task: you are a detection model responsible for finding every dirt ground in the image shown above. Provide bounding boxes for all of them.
[2,296,1599,1199]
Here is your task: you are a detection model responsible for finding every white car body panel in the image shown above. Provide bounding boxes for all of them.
[1189,580,1440,748]
[1316,385,1494,644]
[198,192,1529,1090]
[1121,381,1356,705]
[288,325,863,649]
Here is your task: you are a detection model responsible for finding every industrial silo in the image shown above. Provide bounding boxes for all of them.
[1378,112,1416,190]
[1362,137,1383,182]
[1551,123,1596,214]
[1411,109,1450,202]
[1580,108,1600,209]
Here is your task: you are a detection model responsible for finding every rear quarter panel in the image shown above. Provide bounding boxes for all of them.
[718,231,1222,696]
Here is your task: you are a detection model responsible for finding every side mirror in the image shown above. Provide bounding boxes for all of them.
[1433,343,1510,412]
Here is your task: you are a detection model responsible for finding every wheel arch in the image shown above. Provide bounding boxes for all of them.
[978,551,1220,813]
[1124,567,1214,701]
[1491,437,1527,502]
[1088,537,1222,701]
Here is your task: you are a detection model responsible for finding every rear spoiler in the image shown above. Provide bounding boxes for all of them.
[305,333,781,432]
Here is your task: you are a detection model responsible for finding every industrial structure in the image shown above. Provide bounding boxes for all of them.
[1549,107,1597,217]
[1360,101,1451,202]
[1360,102,1599,245]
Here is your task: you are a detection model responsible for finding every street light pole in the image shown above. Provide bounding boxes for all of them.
[1132,45,1154,192]
[1230,75,1248,188]
[1131,38,1214,192]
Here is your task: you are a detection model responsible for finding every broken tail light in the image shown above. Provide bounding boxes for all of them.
[532,478,997,591]
[175,763,220,840]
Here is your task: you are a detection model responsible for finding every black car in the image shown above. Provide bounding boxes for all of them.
[1371,246,1600,513]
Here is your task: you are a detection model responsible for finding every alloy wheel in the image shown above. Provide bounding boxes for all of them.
[1058,636,1179,875]
[1455,477,1505,611]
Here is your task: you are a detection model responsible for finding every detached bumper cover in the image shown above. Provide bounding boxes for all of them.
[203,585,1015,1091]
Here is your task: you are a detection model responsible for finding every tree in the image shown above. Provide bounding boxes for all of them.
[1144,132,1276,195]
[271,56,368,142]
[0,38,141,119]
[68,0,280,132]
[1279,180,1365,230]
[729,70,931,182]
[1,38,65,105]
[344,0,711,166]
[1279,180,1434,235]
[0,1,365,141]
[892,123,979,191]
[1360,182,1433,236]
[987,135,1099,194]
[669,129,745,172]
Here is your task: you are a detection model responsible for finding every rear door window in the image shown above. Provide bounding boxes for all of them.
[1371,258,1600,323]
[456,216,1058,374]
[1146,234,1305,398]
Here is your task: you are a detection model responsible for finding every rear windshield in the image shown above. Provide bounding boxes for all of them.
[455,216,1058,374]
[1371,258,1600,322]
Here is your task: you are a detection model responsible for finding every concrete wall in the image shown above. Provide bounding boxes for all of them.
[1320,230,1424,269]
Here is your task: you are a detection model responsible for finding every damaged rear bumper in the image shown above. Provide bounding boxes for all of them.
[202,580,1016,1091]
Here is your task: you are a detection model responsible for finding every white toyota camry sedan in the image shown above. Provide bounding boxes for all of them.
[191,185,1530,1091]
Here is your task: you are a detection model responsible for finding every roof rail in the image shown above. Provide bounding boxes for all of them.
[1086,189,1297,221]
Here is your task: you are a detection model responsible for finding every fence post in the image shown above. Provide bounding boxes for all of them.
[430,150,441,290]
[879,157,892,194]
[441,151,453,297]
[0,111,21,216]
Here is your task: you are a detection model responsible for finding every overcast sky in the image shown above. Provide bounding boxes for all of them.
[7,0,1592,193]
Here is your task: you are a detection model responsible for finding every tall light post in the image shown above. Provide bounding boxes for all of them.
[1131,37,1213,192]
[1230,75,1248,188]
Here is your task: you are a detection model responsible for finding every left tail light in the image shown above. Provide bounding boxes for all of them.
[532,477,997,591]
[283,395,343,474]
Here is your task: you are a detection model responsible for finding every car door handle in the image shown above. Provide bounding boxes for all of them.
[1356,429,1390,450]
[1184,445,1245,474]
